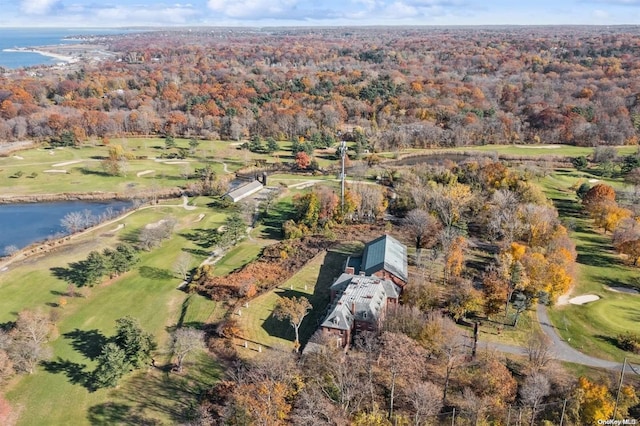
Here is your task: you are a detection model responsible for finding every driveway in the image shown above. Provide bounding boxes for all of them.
[480,304,639,372]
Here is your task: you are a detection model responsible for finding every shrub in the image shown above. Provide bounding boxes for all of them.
[616,332,640,354]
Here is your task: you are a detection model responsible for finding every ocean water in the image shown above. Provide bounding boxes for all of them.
[0,28,131,69]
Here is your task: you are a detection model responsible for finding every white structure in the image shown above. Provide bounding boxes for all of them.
[224,180,264,203]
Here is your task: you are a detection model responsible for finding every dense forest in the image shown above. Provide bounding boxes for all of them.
[1,26,640,148]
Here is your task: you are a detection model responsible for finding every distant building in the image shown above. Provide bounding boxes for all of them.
[345,234,408,288]
[224,180,264,203]
[320,273,401,347]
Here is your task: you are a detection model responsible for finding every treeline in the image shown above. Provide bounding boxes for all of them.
[1,27,640,148]
[202,309,639,425]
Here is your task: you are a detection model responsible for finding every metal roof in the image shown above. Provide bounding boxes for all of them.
[225,180,263,202]
[361,234,408,282]
[322,273,401,330]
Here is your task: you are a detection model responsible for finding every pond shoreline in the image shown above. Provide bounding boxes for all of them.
[0,187,184,204]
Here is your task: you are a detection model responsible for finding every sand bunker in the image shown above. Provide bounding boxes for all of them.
[109,224,125,233]
[43,169,67,173]
[606,286,640,295]
[136,170,155,177]
[164,161,189,164]
[588,179,600,183]
[12,155,23,160]
[52,160,83,167]
[518,145,562,149]
[194,213,205,223]
[569,295,600,305]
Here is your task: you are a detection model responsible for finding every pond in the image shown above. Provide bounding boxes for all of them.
[0,200,133,254]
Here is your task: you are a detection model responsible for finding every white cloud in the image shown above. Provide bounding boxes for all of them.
[593,9,611,18]
[20,0,59,14]
[207,0,300,19]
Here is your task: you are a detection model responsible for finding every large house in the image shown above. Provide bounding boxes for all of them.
[320,235,408,347]
[345,234,408,287]
[320,273,401,347]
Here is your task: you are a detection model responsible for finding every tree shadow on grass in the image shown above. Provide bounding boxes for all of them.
[595,334,621,348]
[50,266,85,286]
[41,358,91,388]
[261,288,311,343]
[64,328,108,360]
[180,228,219,249]
[109,354,221,424]
[87,402,161,426]
[259,202,297,240]
[139,266,174,280]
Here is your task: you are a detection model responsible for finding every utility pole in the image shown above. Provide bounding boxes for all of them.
[340,140,347,213]
[613,358,627,420]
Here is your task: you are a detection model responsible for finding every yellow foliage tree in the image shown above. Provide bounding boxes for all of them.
[576,377,614,423]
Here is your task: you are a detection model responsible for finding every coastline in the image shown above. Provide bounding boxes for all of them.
[2,47,77,63]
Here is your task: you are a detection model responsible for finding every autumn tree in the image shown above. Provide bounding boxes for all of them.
[582,183,616,214]
[295,151,311,170]
[425,182,473,232]
[575,377,614,424]
[350,183,387,222]
[273,296,312,352]
[481,268,508,319]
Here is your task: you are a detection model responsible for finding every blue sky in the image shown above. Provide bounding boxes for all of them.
[1,0,639,27]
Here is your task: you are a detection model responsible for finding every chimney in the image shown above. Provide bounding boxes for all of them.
[345,266,354,274]
[262,172,267,186]
[351,301,356,315]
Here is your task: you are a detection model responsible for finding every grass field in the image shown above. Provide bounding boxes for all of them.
[0,137,262,196]
[0,200,233,425]
[541,169,640,363]
[234,242,357,356]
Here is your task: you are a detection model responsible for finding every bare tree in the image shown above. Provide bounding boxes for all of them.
[439,316,468,405]
[487,189,521,244]
[378,332,427,420]
[61,211,85,233]
[405,380,442,425]
[403,209,438,263]
[171,327,205,372]
[174,252,193,281]
[520,372,551,426]
[525,332,554,375]
[460,387,491,426]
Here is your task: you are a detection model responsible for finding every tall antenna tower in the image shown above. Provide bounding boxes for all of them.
[340,140,347,213]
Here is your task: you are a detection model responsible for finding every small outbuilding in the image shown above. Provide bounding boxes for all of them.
[224,180,264,203]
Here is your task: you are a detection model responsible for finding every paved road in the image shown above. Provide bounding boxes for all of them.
[480,304,640,372]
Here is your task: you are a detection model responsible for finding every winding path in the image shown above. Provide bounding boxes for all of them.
[481,304,639,372]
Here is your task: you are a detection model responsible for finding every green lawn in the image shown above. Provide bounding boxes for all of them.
[1,202,225,425]
[541,170,640,363]
[235,243,353,355]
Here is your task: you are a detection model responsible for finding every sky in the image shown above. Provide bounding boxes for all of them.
[0,0,639,27]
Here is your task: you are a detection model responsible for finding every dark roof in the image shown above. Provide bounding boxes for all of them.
[361,234,408,282]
